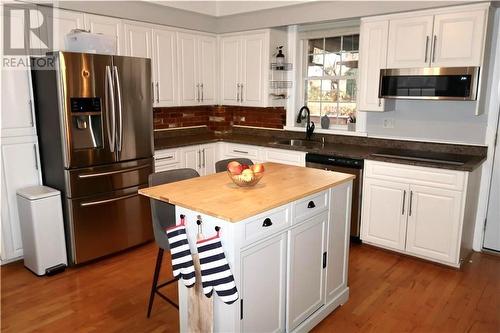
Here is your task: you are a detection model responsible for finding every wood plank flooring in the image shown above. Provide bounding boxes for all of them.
[1,242,499,332]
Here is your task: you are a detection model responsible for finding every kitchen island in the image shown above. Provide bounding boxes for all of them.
[139,163,354,332]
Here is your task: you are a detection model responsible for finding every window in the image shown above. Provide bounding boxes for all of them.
[304,34,359,127]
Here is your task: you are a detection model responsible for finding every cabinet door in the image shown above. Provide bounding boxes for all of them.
[220,37,241,105]
[241,34,266,107]
[360,179,409,251]
[152,28,177,107]
[358,20,394,112]
[1,70,35,137]
[287,212,327,331]
[124,23,152,58]
[177,33,198,106]
[84,14,124,55]
[431,10,486,67]
[201,144,216,176]
[181,145,200,173]
[240,233,287,333]
[49,9,85,51]
[387,15,434,68]
[198,36,217,105]
[1,137,41,261]
[405,185,462,264]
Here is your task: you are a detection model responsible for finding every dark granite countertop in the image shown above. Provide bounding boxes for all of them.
[154,128,487,172]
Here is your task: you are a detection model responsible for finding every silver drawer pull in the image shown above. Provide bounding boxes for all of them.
[155,155,174,161]
[233,150,248,154]
[262,218,273,227]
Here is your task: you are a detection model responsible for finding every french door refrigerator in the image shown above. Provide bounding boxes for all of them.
[32,52,154,265]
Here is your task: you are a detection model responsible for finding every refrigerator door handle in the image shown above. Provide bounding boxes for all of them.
[105,66,116,152]
[113,66,123,153]
[77,164,151,179]
[80,193,138,207]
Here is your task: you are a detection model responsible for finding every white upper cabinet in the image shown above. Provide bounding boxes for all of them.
[152,27,177,107]
[46,8,84,51]
[220,37,241,105]
[84,14,124,55]
[124,22,152,58]
[387,15,434,68]
[358,19,394,112]
[1,70,35,137]
[386,5,488,68]
[431,10,487,67]
[240,33,266,107]
[177,32,217,106]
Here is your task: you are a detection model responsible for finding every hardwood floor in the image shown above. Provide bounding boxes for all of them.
[1,242,499,332]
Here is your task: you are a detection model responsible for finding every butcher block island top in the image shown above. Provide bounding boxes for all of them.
[139,162,355,222]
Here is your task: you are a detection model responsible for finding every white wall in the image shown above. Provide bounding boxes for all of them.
[365,101,488,145]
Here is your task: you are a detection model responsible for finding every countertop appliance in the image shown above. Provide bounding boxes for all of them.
[31,51,154,265]
[306,153,364,240]
[379,67,479,100]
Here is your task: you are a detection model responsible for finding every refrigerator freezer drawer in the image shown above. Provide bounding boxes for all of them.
[67,185,153,264]
[65,158,153,198]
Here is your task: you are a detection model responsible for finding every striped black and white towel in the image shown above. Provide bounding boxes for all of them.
[166,224,196,287]
[197,233,239,305]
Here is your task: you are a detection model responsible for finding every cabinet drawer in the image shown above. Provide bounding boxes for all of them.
[243,206,290,246]
[292,190,329,224]
[155,162,181,172]
[224,143,260,159]
[155,148,180,164]
[263,148,306,166]
[365,160,466,191]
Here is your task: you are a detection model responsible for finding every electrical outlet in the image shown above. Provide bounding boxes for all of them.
[383,118,395,128]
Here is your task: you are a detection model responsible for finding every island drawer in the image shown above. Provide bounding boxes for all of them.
[292,190,329,224]
[242,206,291,246]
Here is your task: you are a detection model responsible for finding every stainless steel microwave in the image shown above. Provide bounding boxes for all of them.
[379,67,480,100]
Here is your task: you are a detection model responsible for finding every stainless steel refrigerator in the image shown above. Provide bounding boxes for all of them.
[31,51,154,265]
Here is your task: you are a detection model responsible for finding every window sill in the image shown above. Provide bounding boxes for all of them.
[283,126,368,137]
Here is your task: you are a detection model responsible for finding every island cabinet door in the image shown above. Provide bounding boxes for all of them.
[287,212,327,331]
[240,233,287,333]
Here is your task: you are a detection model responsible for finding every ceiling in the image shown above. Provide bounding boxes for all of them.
[148,0,314,17]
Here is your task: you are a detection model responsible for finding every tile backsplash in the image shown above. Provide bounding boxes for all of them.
[153,105,286,132]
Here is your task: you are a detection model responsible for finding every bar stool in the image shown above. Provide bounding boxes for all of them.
[215,158,254,173]
[147,168,200,318]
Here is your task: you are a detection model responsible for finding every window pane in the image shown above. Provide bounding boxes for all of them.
[308,39,324,54]
[325,37,341,53]
[341,52,358,76]
[306,80,322,101]
[307,102,321,116]
[324,53,341,76]
[338,79,357,102]
[308,54,323,66]
[308,54,324,76]
[322,102,337,117]
[338,103,356,118]
[342,35,359,51]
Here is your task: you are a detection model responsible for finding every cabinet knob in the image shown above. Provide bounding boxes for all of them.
[307,201,316,208]
[262,218,273,227]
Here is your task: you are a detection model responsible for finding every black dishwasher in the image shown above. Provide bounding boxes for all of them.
[306,153,364,240]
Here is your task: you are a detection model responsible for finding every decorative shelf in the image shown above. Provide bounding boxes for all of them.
[269,81,292,89]
[270,63,293,71]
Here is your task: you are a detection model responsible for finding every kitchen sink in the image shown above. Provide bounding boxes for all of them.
[272,139,323,147]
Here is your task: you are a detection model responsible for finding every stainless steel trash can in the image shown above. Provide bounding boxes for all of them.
[16,186,67,276]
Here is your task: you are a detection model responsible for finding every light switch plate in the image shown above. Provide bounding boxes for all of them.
[383,118,395,128]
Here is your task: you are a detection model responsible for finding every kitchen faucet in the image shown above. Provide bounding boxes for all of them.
[296,106,315,140]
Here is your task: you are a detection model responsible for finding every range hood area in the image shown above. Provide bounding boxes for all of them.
[379,67,480,101]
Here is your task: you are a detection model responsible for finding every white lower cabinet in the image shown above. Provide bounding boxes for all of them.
[240,233,287,333]
[287,212,327,331]
[219,142,306,167]
[154,148,182,172]
[361,160,474,267]
[181,144,216,176]
[1,136,42,263]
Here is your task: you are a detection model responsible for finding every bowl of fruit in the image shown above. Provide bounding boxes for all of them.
[226,161,265,187]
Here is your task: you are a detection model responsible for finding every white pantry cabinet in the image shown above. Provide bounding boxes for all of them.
[1,136,42,263]
[361,160,480,267]
[386,4,488,68]
[84,14,124,55]
[357,19,394,112]
[177,32,217,106]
